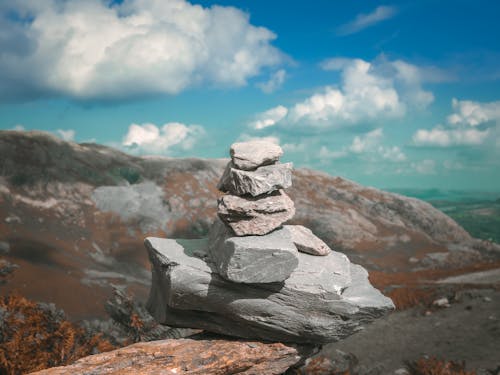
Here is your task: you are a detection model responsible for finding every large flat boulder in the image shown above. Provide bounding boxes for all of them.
[145,237,394,344]
[218,162,293,197]
[31,337,310,375]
[208,219,299,283]
[218,190,295,236]
[230,141,283,170]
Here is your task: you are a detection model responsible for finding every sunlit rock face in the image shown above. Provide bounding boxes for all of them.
[146,141,394,344]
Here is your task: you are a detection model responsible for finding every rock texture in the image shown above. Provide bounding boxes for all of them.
[217,190,295,236]
[218,162,293,197]
[145,237,394,344]
[2,131,498,321]
[284,225,331,256]
[30,337,308,375]
[230,141,283,170]
[145,141,393,344]
[208,219,299,283]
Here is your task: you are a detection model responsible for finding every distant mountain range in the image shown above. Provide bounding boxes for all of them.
[388,188,500,203]
[1,130,499,320]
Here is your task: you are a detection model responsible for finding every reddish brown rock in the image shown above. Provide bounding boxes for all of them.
[284,225,331,256]
[30,338,306,375]
[217,190,295,236]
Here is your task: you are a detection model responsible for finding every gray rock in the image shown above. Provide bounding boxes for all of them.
[207,219,299,283]
[284,225,331,256]
[217,190,295,236]
[218,162,293,197]
[230,141,283,170]
[145,237,394,344]
[0,241,10,255]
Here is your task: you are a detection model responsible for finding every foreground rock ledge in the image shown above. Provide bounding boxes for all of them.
[31,337,310,375]
[145,237,394,344]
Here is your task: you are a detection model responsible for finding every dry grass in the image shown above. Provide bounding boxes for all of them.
[369,261,500,310]
[386,287,437,310]
[0,293,115,375]
[406,357,476,375]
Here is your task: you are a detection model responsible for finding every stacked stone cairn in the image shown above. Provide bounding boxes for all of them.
[145,141,394,344]
[211,140,331,284]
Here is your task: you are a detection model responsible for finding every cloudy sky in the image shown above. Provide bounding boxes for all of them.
[1,0,499,189]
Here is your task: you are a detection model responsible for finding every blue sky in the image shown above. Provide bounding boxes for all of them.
[1,0,499,189]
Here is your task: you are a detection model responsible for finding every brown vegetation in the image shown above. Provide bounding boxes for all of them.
[369,260,500,310]
[0,293,115,375]
[406,357,476,375]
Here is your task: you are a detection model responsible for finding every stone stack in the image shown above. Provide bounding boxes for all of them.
[209,141,333,284]
[145,141,394,344]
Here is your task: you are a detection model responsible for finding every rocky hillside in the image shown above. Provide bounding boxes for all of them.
[1,130,498,319]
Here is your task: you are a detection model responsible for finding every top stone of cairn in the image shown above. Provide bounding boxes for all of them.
[230,141,283,170]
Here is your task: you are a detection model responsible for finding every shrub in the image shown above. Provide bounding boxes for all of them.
[406,356,475,375]
[111,167,141,185]
[0,293,115,375]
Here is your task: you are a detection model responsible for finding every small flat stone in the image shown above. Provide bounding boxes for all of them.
[208,219,299,283]
[284,225,331,256]
[217,190,295,236]
[230,141,283,170]
[218,162,293,196]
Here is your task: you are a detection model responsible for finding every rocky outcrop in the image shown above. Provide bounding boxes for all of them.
[145,236,393,344]
[145,141,394,344]
[1,131,498,321]
[30,337,311,375]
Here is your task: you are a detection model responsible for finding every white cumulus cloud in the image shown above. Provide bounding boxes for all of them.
[249,105,288,130]
[252,57,433,129]
[412,159,436,174]
[412,127,489,147]
[318,147,348,160]
[348,128,406,162]
[256,69,286,93]
[378,145,406,162]
[447,98,500,126]
[336,5,397,36]
[413,98,498,148]
[56,129,76,141]
[319,128,406,163]
[123,122,204,153]
[349,128,384,153]
[0,0,283,101]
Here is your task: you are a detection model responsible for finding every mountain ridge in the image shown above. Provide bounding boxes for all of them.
[1,130,499,319]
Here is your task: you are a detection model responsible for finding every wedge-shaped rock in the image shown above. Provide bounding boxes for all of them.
[218,190,295,236]
[208,219,299,283]
[284,225,331,256]
[218,162,293,197]
[145,237,395,344]
[230,141,283,170]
